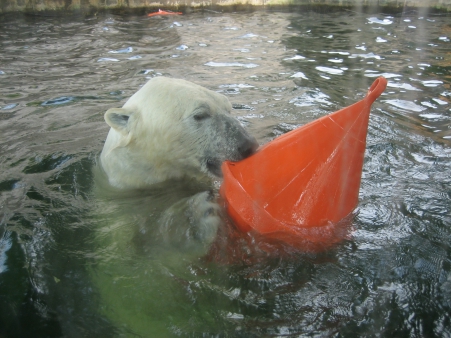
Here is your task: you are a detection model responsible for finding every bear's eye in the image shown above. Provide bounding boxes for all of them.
[193,111,211,121]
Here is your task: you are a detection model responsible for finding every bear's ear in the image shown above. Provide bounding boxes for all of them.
[104,108,133,135]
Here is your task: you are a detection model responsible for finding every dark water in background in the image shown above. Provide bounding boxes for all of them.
[1,8,451,337]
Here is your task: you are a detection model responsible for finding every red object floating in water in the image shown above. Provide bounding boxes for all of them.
[147,9,182,17]
[220,77,388,249]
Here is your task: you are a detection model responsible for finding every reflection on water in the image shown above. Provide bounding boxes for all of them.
[1,9,450,337]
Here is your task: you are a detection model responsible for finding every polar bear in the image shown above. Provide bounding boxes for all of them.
[97,76,258,252]
[90,77,258,336]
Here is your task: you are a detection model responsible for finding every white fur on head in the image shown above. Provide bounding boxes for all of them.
[100,78,226,189]
[100,77,255,190]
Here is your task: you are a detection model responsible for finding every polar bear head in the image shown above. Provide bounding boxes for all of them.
[100,77,259,189]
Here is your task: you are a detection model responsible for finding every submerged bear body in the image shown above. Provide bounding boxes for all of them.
[89,77,259,336]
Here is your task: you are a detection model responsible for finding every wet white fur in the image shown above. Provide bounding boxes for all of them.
[100,77,233,189]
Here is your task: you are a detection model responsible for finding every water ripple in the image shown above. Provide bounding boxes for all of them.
[108,46,133,54]
[367,17,393,25]
[1,103,18,110]
[204,61,259,68]
[384,99,426,112]
[316,66,344,75]
[1,11,451,338]
[97,57,119,62]
[349,52,382,59]
[387,82,421,91]
[41,96,75,106]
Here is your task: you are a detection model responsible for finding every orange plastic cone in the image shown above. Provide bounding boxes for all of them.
[220,77,387,248]
[147,9,182,17]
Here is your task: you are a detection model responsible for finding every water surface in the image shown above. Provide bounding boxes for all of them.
[1,9,450,337]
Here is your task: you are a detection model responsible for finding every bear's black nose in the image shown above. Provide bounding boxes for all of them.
[238,136,259,159]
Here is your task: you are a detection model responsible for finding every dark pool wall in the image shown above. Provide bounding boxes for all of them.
[1,0,451,14]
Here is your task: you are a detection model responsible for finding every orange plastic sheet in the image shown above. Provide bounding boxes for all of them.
[220,77,388,249]
[147,9,182,17]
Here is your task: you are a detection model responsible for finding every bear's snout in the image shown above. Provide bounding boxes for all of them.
[237,135,259,160]
[222,116,259,161]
